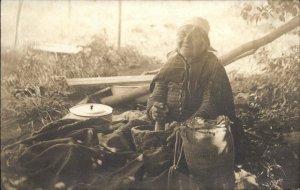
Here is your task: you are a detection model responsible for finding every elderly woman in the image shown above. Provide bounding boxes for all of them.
[146,17,244,188]
[147,17,242,189]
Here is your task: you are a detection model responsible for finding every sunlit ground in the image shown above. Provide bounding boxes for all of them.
[1,0,298,74]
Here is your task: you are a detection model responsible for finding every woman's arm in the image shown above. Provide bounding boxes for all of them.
[193,80,218,120]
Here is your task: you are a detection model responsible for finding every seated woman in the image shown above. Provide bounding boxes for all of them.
[146,17,244,188]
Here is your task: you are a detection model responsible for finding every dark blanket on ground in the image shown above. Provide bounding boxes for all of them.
[3,116,193,190]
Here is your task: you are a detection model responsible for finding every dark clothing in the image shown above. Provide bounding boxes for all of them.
[146,50,245,166]
[147,51,236,123]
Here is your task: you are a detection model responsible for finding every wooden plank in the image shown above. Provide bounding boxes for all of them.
[67,75,155,88]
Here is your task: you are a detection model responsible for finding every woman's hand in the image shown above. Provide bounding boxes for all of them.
[150,102,168,122]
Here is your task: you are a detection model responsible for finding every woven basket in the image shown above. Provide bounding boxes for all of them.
[131,125,167,152]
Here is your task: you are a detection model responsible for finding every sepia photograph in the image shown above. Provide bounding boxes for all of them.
[1,0,299,189]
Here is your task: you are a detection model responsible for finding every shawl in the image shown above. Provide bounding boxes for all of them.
[147,51,236,122]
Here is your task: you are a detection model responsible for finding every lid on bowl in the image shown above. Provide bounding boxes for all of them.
[69,103,113,117]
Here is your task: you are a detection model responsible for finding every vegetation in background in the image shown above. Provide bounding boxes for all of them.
[233,46,299,127]
[230,45,299,189]
[1,34,162,143]
[230,1,300,188]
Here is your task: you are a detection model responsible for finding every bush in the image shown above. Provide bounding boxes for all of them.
[230,45,299,189]
[232,45,300,130]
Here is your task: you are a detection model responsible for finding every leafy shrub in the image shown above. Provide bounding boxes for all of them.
[232,45,299,129]
[231,45,299,189]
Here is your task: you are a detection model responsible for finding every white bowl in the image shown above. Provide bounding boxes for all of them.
[69,103,113,121]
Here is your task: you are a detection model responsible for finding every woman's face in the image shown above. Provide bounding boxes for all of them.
[176,25,206,60]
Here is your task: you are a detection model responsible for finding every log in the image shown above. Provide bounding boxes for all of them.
[220,15,300,66]
[67,75,155,89]
[143,15,300,74]
[100,85,150,106]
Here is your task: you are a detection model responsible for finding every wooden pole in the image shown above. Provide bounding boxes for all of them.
[14,0,24,49]
[117,0,122,49]
[66,75,155,88]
